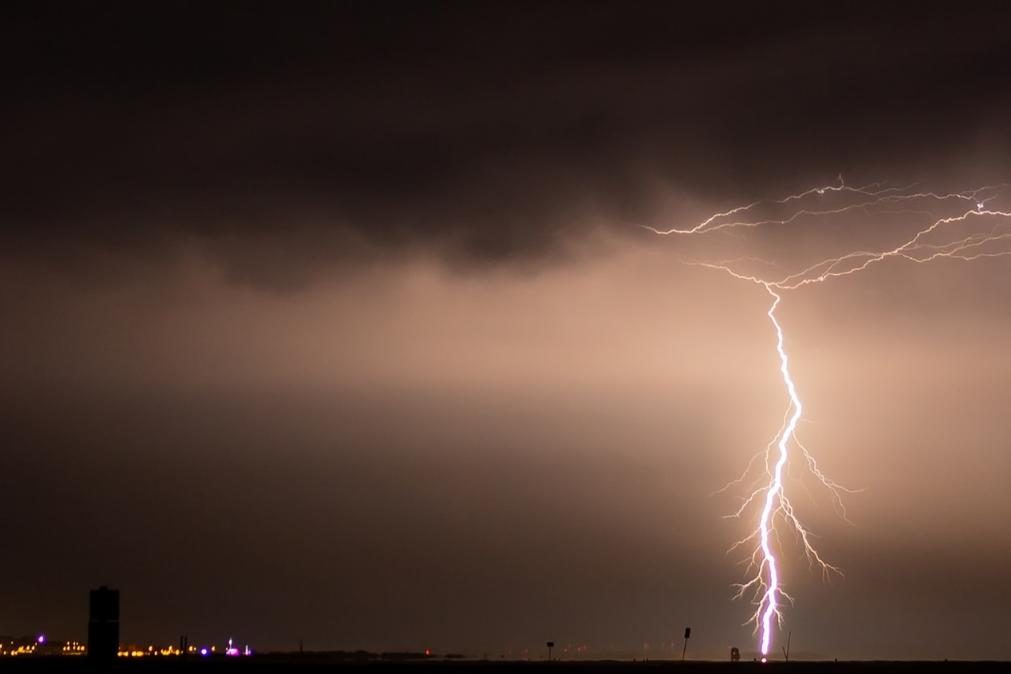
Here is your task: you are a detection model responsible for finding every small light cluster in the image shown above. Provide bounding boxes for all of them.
[117,640,252,658]
[118,645,184,657]
[0,635,253,658]
[1,635,83,657]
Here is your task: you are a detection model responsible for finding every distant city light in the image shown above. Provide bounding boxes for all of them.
[0,634,251,659]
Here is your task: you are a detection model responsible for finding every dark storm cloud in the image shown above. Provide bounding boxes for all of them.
[5,3,1011,287]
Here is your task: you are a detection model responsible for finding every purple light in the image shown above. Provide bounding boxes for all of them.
[37,635,45,645]
[200,648,209,656]
[225,648,240,657]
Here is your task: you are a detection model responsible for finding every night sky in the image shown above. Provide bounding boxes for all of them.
[3,3,1011,660]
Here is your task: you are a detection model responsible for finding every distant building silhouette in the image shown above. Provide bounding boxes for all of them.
[88,586,119,661]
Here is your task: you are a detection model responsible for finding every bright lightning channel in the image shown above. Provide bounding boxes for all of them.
[647,177,1011,659]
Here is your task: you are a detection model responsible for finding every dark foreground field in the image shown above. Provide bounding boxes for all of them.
[0,659,1008,674]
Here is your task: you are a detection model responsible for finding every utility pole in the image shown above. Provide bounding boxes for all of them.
[781,631,792,662]
[681,627,691,662]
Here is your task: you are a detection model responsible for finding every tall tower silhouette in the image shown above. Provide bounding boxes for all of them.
[88,586,119,661]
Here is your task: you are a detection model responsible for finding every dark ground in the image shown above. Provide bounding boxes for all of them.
[1,659,1009,674]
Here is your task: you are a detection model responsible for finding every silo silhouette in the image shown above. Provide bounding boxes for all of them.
[88,586,119,661]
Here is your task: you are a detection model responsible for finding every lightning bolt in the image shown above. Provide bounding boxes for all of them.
[647,177,1011,659]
